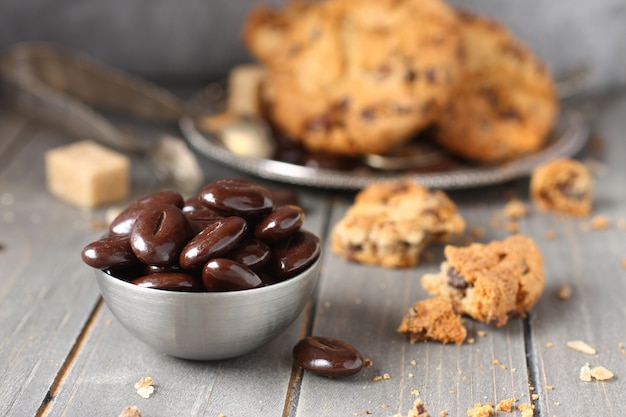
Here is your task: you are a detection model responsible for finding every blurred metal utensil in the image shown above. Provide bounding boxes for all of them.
[0,42,203,193]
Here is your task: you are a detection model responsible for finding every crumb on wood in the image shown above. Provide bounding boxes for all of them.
[591,215,610,230]
[617,218,626,230]
[503,199,530,220]
[518,403,534,417]
[557,284,573,300]
[567,340,597,355]
[470,227,486,239]
[134,377,154,399]
[495,397,518,412]
[543,230,556,240]
[466,402,494,417]
[546,342,554,348]
[591,366,614,381]
[118,406,142,417]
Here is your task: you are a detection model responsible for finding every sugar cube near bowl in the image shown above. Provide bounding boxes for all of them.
[45,140,130,208]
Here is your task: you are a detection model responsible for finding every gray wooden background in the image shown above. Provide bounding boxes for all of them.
[1,0,626,91]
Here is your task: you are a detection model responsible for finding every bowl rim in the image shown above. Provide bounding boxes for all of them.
[94,255,322,300]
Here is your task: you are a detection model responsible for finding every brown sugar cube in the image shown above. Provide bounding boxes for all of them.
[226,64,267,117]
[45,140,130,208]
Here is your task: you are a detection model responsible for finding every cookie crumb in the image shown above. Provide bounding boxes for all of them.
[546,385,554,390]
[504,199,530,219]
[495,397,517,412]
[466,402,494,417]
[556,284,573,300]
[118,406,142,417]
[471,227,486,238]
[531,394,539,401]
[395,399,431,417]
[567,340,597,355]
[477,330,486,337]
[372,375,383,382]
[590,366,614,381]
[383,373,391,380]
[543,230,556,240]
[546,342,554,348]
[411,389,420,396]
[579,364,593,381]
[591,215,610,229]
[134,377,155,399]
[439,411,449,417]
[518,403,534,417]
[364,359,373,367]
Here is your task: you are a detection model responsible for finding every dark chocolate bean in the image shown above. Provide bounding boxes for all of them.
[179,216,248,270]
[292,336,364,377]
[228,238,271,270]
[182,197,206,212]
[268,230,321,279]
[255,205,304,242]
[130,204,193,267]
[184,208,224,234]
[270,188,300,207]
[199,179,273,217]
[132,272,205,292]
[81,234,139,269]
[109,191,184,235]
[202,258,263,291]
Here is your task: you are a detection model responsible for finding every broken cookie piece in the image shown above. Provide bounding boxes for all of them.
[398,296,467,345]
[421,235,544,327]
[530,158,593,217]
[331,179,465,268]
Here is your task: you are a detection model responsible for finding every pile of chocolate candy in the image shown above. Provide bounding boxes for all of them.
[81,179,321,292]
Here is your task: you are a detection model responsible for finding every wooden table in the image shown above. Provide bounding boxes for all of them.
[1,92,625,417]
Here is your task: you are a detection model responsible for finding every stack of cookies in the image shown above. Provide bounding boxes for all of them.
[242,0,558,164]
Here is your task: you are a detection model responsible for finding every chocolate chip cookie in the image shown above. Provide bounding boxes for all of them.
[330,179,465,268]
[397,296,467,345]
[243,0,462,156]
[530,158,593,216]
[432,11,558,163]
[421,235,544,327]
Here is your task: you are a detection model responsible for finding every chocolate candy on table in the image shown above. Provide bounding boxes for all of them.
[199,178,273,217]
[130,204,194,266]
[81,234,139,270]
[179,216,248,270]
[109,191,184,235]
[255,205,304,242]
[202,258,263,291]
[268,230,321,279]
[292,336,364,378]
[132,272,205,292]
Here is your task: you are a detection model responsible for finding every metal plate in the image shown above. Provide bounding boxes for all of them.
[181,110,589,190]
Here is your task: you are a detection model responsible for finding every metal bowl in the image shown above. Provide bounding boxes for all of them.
[93,256,321,360]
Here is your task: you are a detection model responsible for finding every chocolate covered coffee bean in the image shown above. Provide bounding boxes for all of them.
[292,336,364,377]
[255,205,304,242]
[109,191,184,235]
[199,178,273,217]
[81,234,139,269]
[268,230,321,279]
[132,272,205,292]
[130,204,193,266]
[227,238,271,270]
[179,216,248,270]
[82,178,321,293]
[202,258,263,291]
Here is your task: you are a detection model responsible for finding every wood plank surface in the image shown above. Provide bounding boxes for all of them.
[1,92,626,416]
[0,121,103,417]
[524,94,626,417]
